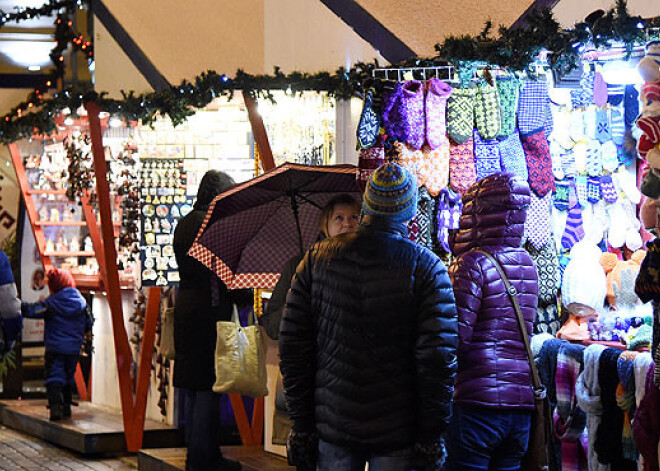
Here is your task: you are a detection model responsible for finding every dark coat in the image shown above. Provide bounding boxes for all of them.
[448,173,538,411]
[173,207,233,391]
[262,255,303,340]
[279,216,458,450]
[22,287,89,355]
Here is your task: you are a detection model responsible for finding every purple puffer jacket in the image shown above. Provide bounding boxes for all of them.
[448,173,539,410]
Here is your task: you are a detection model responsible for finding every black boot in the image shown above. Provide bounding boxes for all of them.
[47,384,65,421]
[62,384,72,418]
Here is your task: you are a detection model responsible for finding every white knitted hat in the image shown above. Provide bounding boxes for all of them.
[561,241,607,311]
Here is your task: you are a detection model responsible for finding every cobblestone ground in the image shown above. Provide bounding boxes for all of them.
[0,426,138,471]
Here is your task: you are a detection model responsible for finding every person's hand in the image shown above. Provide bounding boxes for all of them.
[286,430,318,470]
[412,438,447,471]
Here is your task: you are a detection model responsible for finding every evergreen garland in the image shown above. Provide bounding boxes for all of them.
[0,0,83,27]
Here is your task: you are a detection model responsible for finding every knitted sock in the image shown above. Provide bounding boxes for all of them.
[447,88,475,144]
[402,80,426,150]
[549,141,566,180]
[496,76,519,138]
[521,129,555,197]
[624,85,640,128]
[524,192,552,250]
[473,129,502,181]
[601,141,619,173]
[569,110,586,142]
[356,90,381,149]
[498,131,528,180]
[519,80,548,134]
[580,69,595,106]
[448,138,477,194]
[357,146,385,192]
[593,72,608,107]
[585,140,602,177]
[418,144,450,197]
[610,107,625,146]
[587,176,601,203]
[570,89,582,109]
[562,150,577,178]
[573,142,588,174]
[576,174,589,206]
[436,187,462,253]
[553,179,570,211]
[474,82,501,140]
[425,78,453,150]
[595,109,612,143]
[381,82,410,143]
[584,108,598,140]
[600,175,618,203]
[416,187,435,250]
[544,98,554,138]
[607,83,624,106]
[561,183,585,250]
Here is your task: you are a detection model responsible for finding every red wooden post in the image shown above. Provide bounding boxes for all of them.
[80,191,106,280]
[243,93,275,172]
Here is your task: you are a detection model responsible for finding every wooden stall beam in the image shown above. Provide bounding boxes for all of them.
[243,93,275,172]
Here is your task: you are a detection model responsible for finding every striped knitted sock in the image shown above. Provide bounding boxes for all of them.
[595,109,612,144]
[610,107,625,145]
[600,174,618,203]
[561,184,585,250]
[587,176,601,203]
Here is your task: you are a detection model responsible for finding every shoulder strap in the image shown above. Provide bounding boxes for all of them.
[473,249,543,391]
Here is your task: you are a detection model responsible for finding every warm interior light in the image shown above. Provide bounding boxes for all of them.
[27,65,40,72]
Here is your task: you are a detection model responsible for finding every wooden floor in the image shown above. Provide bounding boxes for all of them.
[139,447,293,471]
[0,399,183,455]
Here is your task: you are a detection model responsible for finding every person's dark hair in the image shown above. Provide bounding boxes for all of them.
[319,194,360,237]
[194,170,235,210]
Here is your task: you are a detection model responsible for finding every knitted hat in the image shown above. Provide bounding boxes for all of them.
[628,324,652,351]
[561,241,606,312]
[47,268,75,293]
[363,162,418,223]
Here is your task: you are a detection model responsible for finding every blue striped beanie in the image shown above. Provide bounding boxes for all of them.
[363,162,417,222]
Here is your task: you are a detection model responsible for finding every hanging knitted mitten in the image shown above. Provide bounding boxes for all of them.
[579,68,595,106]
[496,76,519,138]
[357,146,385,192]
[473,129,502,181]
[418,144,450,197]
[549,141,565,180]
[599,174,618,203]
[573,141,588,174]
[436,187,462,253]
[587,176,601,204]
[392,141,423,184]
[585,140,602,177]
[416,187,435,250]
[520,129,555,197]
[601,140,619,173]
[593,72,608,107]
[569,110,586,143]
[607,83,624,106]
[595,109,612,144]
[562,150,577,179]
[425,78,453,150]
[381,82,409,143]
[553,179,570,211]
[561,183,585,251]
[474,82,501,140]
[583,108,598,140]
[576,174,589,207]
[448,138,477,194]
[498,131,528,180]
[544,97,554,138]
[402,80,426,150]
[526,240,560,306]
[610,106,625,146]
[535,303,561,336]
[624,85,640,129]
[356,90,381,149]
[518,80,548,134]
[524,192,553,250]
[447,88,475,144]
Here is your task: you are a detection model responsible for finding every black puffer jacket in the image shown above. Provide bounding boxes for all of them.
[279,216,458,450]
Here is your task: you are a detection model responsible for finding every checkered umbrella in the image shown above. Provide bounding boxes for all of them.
[188,163,362,289]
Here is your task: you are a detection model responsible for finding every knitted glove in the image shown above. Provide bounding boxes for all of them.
[613,267,640,309]
[286,431,318,470]
[412,438,447,471]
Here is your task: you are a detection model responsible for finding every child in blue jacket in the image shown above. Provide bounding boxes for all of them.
[22,268,92,421]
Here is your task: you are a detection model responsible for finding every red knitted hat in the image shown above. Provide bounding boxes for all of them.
[642,81,660,102]
[47,268,75,293]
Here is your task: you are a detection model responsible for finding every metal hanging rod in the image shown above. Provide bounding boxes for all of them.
[371,65,456,82]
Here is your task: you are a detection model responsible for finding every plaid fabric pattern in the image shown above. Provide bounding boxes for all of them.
[498,131,528,180]
[554,342,588,471]
[518,80,548,134]
[474,82,501,140]
[189,164,360,289]
[521,129,555,197]
[473,129,501,181]
[496,76,520,138]
[357,146,385,192]
[524,192,552,250]
[449,138,476,193]
[447,88,475,144]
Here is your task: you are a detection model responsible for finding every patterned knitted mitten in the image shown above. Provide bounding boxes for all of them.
[601,141,619,173]
[357,146,385,192]
[561,183,585,251]
[524,192,553,250]
[585,140,602,177]
[607,83,624,106]
[587,176,601,204]
[580,69,595,105]
[402,80,426,150]
[554,180,570,211]
[418,144,450,197]
[521,129,555,197]
[425,78,453,150]
[447,88,475,144]
[407,214,420,242]
[448,138,476,194]
[610,106,625,146]
[381,82,409,143]
[576,174,589,207]
[496,76,520,138]
[526,240,560,306]
[569,110,586,143]
[416,187,435,250]
[392,141,423,183]
[599,175,618,204]
[549,141,566,180]
[535,303,561,336]
[573,141,588,174]
[562,150,577,179]
[436,187,462,253]
[624,85,639,128]
[595,109,612,144]
[474,82,501,140]
[498,131,528,180]
[473,129,501,181]
[356,90,381,149]
[593,72,608,107]
[518,80,548,134]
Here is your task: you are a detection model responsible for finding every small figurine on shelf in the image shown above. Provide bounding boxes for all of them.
[62,208,73,222]
[69,236,80,253]
[55,233,65,252]
[49,208,61,223]
[83,236,93,252]
[45,238,55,254]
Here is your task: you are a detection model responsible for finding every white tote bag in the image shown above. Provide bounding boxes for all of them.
[212,305,268,398]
